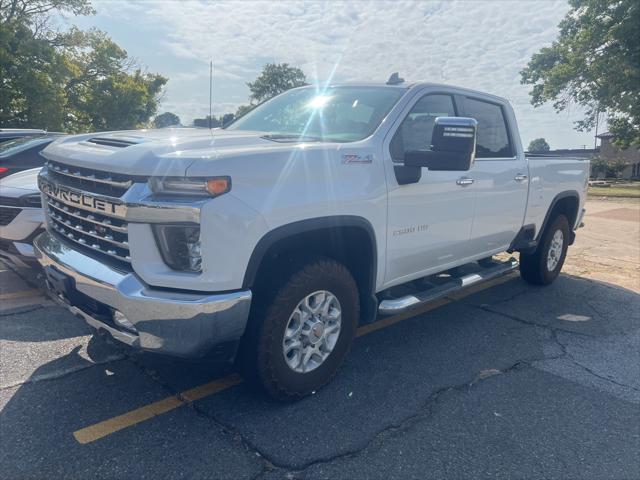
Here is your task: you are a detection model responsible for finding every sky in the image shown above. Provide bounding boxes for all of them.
[71,0,599,149]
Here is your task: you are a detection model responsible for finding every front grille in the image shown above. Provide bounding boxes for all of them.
[41,163,136,266]
[44,160,145,197]
[46,199,130,263]
[0,207,21,226]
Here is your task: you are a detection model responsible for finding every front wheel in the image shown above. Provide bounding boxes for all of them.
[519,214,570,285]
[244,258,359,401]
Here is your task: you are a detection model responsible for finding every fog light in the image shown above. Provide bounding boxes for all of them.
[113,310,137,333]
[152,224,202,272]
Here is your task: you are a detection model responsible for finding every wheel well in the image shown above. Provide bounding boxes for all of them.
[245,222,377,323]
[538,192,580,244]
[549,195,579,229]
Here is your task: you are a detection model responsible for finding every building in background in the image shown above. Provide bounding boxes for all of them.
[596,132,640,179]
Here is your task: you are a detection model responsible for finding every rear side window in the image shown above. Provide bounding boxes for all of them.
[390,94,456,162]
[463,98,513,158]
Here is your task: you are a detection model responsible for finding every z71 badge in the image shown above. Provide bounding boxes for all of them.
[342,153,373,164]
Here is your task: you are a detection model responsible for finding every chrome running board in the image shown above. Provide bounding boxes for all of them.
[378,258,519,315]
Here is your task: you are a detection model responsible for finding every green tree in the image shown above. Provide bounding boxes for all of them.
[528,138,550,152]
[0,0,167,132]
[0,0,94,23]
[591,156,627,178]
[193,115,220,128]
[247,63,306,104]
[521,0,640,148]
[0,21,69,130]
[153,112,181,128]
[234,104,253,118]
[221,112,234,126]
[591,156,626,178]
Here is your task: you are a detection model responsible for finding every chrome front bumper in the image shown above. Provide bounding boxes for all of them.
[34,232,252,358]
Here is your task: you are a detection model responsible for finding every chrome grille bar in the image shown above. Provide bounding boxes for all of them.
[48,209,129,249]
[46,199,127,233]
[45,161,133,190]
[49,220,131,263]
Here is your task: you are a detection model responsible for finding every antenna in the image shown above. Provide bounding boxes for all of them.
[209,60,213,129]
[386,72,404,85]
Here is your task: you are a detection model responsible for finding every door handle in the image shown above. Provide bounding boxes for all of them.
[456,177,474,186]
[514,174,528,182]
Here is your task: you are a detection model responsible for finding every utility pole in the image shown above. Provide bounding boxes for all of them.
[209,60,213,129]
[594,110,600,150]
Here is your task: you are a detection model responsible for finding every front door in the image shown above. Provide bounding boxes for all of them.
[383,93,476,287]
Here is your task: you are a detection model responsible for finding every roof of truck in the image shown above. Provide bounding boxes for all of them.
[301,81,509,103]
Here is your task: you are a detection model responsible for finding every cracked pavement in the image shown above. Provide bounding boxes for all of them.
[1,199,639,479]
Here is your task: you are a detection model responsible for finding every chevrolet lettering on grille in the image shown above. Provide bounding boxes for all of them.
[38,176,126,217]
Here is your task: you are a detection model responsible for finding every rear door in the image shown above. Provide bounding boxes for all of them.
[462,96,528,253]
[383,92,477,286]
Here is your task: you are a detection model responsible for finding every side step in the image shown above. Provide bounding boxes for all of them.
[378,258,519,316]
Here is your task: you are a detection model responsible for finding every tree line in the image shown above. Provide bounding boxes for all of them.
[1,0,167,132]
[2,0,636,146]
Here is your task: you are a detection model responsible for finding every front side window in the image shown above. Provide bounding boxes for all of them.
[390,94,456,162]
[463,98,513,158]
[226,86,405,143]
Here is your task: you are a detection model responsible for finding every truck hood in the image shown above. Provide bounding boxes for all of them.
[0,167,40,197]
[40,127,305,177]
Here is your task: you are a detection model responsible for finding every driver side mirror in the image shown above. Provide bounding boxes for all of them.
[404,117,477,171]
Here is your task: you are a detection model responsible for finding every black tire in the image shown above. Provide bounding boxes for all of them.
[240,258,359,401]
[519,214,570,285]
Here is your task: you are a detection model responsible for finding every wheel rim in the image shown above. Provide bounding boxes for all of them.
[282,290,342,373]
[546,229,564,272]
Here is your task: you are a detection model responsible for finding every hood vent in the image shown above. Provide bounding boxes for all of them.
[86,137,138,148]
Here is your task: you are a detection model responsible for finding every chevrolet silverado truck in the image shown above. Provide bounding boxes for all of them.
[34,81,588,400]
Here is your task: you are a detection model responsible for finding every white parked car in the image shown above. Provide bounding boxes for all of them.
[34,81,589,400]
[0,168,44,268]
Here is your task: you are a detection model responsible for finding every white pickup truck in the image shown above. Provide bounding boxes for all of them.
[34,81,588,400]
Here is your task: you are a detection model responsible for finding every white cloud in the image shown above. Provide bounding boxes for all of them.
[92,0,595,148]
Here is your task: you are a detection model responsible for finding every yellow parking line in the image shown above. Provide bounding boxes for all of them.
[73,374,243,444]
[72,273,517,444]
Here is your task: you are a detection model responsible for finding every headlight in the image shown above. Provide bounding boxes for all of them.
[149,177,231,198]
[153,224,202,272]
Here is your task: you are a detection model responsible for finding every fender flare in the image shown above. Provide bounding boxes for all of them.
[535,190,580,243]
[242,215,378,292]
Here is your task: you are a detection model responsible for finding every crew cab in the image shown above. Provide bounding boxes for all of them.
[34,81,589,400]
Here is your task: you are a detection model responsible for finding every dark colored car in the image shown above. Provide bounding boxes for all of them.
[0,134,64,179]
[0,129,47,143]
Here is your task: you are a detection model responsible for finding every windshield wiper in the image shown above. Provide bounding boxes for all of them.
[261,133,324,143]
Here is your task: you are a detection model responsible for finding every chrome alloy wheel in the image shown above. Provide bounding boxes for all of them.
[547,229,564,272]
[282,290,342,373]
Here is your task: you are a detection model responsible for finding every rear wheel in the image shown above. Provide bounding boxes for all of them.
[241,258,359,401]
[519,214,569,285]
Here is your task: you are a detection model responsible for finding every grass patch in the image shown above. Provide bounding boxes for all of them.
[588,184,640,198]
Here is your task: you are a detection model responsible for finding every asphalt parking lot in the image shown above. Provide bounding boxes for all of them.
[1,199,639,479]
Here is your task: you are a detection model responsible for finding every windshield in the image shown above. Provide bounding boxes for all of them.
[226,86,405,142]
[0,136,52,158]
